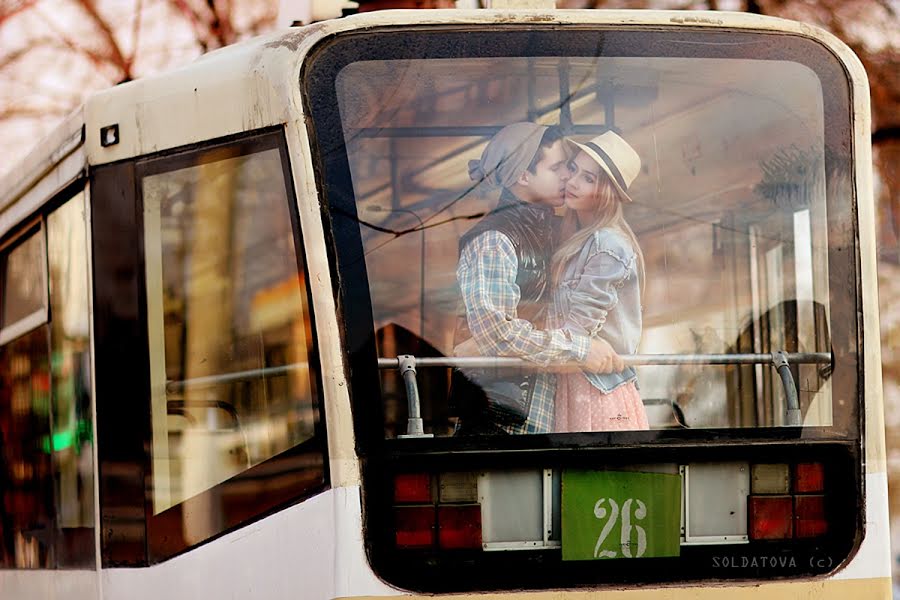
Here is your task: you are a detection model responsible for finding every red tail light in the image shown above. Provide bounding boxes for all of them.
[748,462,829,540]
[749,495,793,540]
[794,494,827,538]
[395,473,432,504]
[438,504,482,550]
[395,506,435,549]
[794,463,825,493]
[393,472,483,551]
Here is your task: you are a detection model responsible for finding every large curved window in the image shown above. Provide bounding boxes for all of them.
[306,26,860,592]
[308,29,855,441]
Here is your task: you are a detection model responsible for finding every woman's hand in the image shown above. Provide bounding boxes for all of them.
[583,337,625,373]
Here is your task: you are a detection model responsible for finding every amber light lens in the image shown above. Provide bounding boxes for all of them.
[395,506,436,549]
[795,495,828,538]
[438,504,482,550]
[749,496,793,540]
[395,473,432,504]
[751,464,790,494]
[794,463,825,493]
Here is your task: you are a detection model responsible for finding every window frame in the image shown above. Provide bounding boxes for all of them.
[92,128,329,566]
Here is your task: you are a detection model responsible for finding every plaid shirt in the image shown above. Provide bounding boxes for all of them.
[458,230,590,434]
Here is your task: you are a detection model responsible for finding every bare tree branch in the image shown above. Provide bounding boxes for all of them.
[0,0,38,25]
[0,35,119,76]
[71,0,132,79]
[127,0,143,75]
[0,0,278,168]
[168,0,214,52]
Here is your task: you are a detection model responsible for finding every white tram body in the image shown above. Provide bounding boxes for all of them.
[0,9,890,600]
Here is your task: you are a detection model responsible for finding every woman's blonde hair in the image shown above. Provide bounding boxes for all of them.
[551,165,645,294]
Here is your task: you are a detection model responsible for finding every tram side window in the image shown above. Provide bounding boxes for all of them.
[46,196,95,566]
[0,193,94,569]
[139,134,324,549]
[1,228,45,330]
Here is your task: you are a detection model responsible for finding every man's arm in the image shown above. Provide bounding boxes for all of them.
[457,231,590,366]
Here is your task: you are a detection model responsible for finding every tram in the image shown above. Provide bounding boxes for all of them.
[0,7,890,600]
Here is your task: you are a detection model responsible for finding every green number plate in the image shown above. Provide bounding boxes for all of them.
[561,470,682,561]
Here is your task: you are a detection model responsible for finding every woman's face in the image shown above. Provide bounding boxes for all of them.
[564,151,604,213]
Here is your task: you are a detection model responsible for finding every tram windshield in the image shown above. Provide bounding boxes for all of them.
[306,28,857,439]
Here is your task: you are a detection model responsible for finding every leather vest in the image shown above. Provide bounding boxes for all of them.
[451,191,559,430]
[457,190,558,331]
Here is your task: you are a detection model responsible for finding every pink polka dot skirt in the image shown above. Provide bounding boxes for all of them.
[554,373,649,433]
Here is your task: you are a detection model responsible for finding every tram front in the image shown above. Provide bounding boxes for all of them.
[301,10,887,598]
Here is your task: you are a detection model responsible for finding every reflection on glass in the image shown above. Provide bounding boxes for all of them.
[142,146,317,529]
[0,194,94,569]
[47,194,95,567]
[2,229,45,328]
[334,56,842,437]
[0,326,54,568]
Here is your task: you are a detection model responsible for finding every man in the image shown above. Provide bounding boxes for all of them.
[453,122,622,435]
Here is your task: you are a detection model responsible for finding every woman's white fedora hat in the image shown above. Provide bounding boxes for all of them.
[569,131,641,203]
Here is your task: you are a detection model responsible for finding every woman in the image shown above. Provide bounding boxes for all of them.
[551,131,649,432]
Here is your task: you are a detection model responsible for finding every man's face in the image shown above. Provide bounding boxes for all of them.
[522,140,570,207]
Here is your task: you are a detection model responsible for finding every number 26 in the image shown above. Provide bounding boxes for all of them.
[593,497,648,558]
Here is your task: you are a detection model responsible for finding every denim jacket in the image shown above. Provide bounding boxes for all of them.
[551,227,641,393]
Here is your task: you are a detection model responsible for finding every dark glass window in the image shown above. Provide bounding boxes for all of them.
[0,326,53,568]
[47,195,94,566]
[0,191,95,569]
[1,228,45,335]
[92,130,327,565]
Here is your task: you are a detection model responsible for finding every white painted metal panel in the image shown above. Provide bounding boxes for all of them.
[84,29,305,165]
[833,472,892,580]
[0,570,99,600]
[479,470,543,546]
[100,487,397,600]
[683,462,749,544]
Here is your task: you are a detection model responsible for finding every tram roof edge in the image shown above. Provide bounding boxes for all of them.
[80,9,866,166]
[0,108,84,217]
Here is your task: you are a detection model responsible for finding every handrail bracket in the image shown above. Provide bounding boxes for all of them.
[396,354,434,439]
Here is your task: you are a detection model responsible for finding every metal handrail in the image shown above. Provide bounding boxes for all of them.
[377,352,830,369]
[166,362,308,393]
[378,352,832,437]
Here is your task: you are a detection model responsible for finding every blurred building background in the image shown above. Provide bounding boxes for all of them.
[1,0,898,582]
